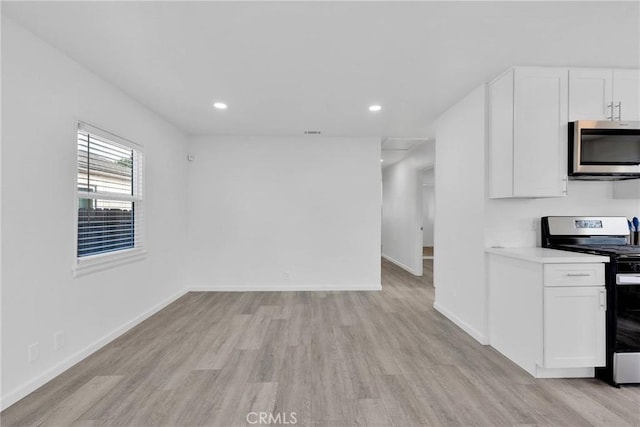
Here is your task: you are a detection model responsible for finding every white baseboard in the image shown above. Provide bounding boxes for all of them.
[382,253,421,276]
[433,301,489,345]
[0,288,188,411]
[535,366,594,379]
[189,283,382,292]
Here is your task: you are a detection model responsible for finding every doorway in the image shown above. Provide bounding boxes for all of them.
[380,139,435,278]
[420,167,435,280]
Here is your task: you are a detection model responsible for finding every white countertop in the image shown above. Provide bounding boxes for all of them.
[485,247,609,264]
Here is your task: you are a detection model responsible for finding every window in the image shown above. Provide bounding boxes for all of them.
[76,122,144,272]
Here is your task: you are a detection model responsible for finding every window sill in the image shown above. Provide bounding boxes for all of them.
[73,248,147,277]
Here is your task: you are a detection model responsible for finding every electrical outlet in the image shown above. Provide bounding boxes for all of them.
[54,330,65,351]
[28,342,39,363]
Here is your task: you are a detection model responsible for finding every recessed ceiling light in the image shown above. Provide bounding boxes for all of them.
[369,105,382,112]
[380,159,384,162]
[213,102,228,110]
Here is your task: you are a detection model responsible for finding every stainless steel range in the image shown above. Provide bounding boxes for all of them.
[542,216,640,386]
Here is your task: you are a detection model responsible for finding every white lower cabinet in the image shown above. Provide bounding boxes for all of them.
[543,286,606,368]
[488,251,607,378]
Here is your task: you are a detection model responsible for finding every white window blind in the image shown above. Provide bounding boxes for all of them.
[76,122,144,260]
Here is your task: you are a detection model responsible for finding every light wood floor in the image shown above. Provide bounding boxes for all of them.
[423,247,434,257]
[2,259,639,426]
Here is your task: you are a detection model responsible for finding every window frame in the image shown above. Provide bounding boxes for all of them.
[73,121,146,277]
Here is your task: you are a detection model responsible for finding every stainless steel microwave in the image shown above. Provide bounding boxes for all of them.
[569,120,640,180]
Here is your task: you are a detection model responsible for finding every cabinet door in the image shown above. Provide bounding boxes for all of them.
[613,69,640,121]
[543,286,606,368]
[513,67,568,198]
[568,68,613,121]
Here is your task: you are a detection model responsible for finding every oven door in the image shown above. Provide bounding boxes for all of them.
[615,274,640,352]
[570,120,640,176]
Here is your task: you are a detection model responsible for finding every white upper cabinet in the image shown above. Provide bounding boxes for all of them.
[569,68,640,121]
[568,68,613,121]
[489,67,568,198]
[613,69,640,121]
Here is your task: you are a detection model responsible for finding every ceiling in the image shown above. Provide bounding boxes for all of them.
[2,1,639,139]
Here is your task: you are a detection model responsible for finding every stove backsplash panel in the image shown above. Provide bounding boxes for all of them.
[486,181,640,248]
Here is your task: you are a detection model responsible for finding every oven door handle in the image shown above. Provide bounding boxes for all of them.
[616,274,640,285]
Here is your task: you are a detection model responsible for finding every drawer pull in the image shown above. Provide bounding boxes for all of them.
[565,273,591,277]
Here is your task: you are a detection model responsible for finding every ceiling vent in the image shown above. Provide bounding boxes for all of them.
[304,130,322,135]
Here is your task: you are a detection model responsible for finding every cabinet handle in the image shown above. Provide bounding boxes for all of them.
[607,102,614,120]
[615,102,622,121]
[566,273,591,277]
[599,290,606,310]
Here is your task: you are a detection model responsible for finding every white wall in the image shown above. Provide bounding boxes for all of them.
[381,143,435,275]
[1,17,190,408]
[434,85,488,344]
[186,135,381,291]
[486,181,640,247]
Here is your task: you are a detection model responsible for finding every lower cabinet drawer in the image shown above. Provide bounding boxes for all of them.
[543,263,605,287]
